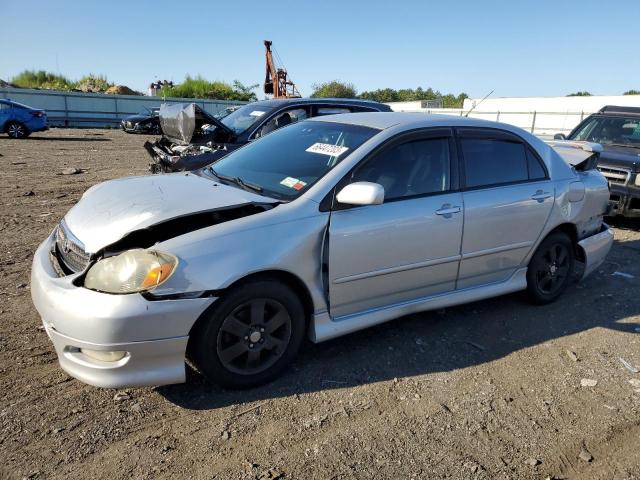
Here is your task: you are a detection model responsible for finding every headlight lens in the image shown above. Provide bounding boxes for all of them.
[635,174,640,187]
[84,249,177,294]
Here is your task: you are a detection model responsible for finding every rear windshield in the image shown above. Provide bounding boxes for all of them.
[210,121,379,200]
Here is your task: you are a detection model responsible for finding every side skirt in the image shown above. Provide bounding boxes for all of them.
[310,267,528,343]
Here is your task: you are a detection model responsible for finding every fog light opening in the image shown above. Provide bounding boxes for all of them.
[80,349,127,362]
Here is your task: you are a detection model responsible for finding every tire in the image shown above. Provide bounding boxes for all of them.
[6,122,29,139]
[188,279,306,389]
[526,232,575,304]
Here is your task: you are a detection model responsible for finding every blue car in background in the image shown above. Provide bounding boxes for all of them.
[0,99,48,138]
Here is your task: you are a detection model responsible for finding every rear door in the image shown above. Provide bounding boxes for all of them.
[327,128,463,318]
[456,128,553,289]
[0,101,12,129]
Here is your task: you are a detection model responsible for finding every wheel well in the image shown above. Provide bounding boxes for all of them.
[189,270,315,336]
[543,223,584,262]
[230,270,314,322]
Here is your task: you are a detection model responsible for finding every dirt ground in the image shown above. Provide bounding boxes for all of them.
[0,128,639,480]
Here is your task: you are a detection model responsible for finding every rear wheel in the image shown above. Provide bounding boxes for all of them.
[526,232,574,304]
[6,122,29,139]
[189,280,306,389]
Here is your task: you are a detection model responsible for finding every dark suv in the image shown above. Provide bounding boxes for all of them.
[145,98,391,173]
[556,105,640,217]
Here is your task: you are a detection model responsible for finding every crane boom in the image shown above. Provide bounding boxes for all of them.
[264,40,300,99]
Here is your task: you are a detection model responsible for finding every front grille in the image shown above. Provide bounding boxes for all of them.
[54,222,90,273]
[597,165,631,185]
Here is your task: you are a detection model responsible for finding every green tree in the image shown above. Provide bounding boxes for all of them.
[310,80,358,98]
[359,87,468,108]
[567,91,592,97]
[623,90,640,95]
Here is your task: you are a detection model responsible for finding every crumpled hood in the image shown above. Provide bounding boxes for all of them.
[599,145,640,172]
[64,173,272,253]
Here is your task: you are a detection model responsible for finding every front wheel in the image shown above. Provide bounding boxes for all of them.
[526,232,575,304]
[188,280,306,389]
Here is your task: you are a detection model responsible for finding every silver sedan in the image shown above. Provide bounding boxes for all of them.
[31,113,613,389]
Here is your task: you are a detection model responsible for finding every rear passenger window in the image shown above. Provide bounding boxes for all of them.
[316,107,351,116]
[461,138,528,188]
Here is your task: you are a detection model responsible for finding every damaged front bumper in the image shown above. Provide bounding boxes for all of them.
[606,183,640,218]
[31,233,215,388]
[577,224,614,279]
[144,139,231,173]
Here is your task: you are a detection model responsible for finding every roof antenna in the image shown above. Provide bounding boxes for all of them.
[464,90,494,117]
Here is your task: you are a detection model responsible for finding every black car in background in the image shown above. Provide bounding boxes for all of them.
[556,105,640,217]
[144,98,392,173]
[121,107,161,134]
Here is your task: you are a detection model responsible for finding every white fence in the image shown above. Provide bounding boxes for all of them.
[419,108,590,139]
[0,88,247,128]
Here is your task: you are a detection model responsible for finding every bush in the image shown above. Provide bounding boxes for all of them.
[74,74,112,93]
[11,70,74,90]
[160,75,258,101]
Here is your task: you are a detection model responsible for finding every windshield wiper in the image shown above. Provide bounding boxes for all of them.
[210,168,263,193]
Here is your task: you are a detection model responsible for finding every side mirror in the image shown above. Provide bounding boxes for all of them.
[554,133,567,140]
[336,182,384,206]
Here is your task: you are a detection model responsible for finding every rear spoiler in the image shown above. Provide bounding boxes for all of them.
[546,140,602,171]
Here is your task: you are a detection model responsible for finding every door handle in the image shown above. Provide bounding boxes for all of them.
[435,204,461,216]
[531,190,551,202]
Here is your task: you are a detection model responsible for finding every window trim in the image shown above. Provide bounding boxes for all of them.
[454,127,549,192]
[322,127,459,211]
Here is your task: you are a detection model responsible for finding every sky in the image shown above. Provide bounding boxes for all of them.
[2,0,639,99]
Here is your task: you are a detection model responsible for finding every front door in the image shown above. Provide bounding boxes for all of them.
[328,129,463,318]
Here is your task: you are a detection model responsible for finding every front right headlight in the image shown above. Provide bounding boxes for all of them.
[635,173,640,187]
[84,249,177,294]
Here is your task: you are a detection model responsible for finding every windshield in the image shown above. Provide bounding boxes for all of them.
[210,121,379,200]
[139,107,159,116]
[570,115,640,147]
[219,104,272,135]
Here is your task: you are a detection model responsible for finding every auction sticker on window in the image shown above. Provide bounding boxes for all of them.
[306,143,349,156]
[250,110,266,117]
[280,177,307,190]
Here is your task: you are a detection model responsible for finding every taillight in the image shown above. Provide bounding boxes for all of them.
[30,111,44,118]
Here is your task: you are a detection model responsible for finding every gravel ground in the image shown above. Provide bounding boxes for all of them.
[0,128,639,480]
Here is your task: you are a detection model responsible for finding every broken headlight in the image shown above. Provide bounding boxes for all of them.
[84,249,178,294]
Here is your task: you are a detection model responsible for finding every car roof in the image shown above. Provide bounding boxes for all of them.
[307,111,511,130]
[598,105,640,116]
[248,97,389,110]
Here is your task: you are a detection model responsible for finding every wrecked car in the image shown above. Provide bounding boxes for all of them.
[32,113,613,389]
[144,98,392,173]
[121,107,161,134]
[555,105,640,217]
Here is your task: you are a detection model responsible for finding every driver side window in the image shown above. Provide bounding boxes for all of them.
[350,137,451,201]
[255,108,308,138]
